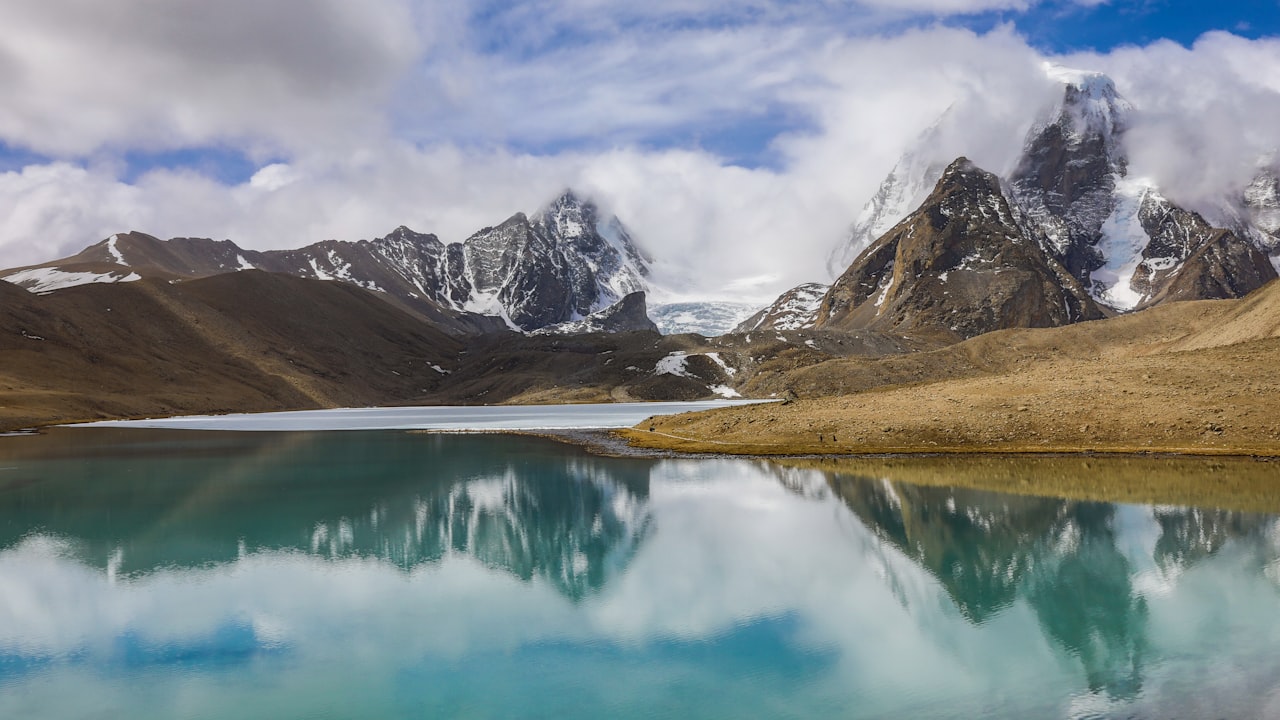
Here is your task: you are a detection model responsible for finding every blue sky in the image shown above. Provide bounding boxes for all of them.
[1,0,1278,298]
[983,0,1280,53]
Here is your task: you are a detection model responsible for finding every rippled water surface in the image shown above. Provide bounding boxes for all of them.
[2,429,1279,719]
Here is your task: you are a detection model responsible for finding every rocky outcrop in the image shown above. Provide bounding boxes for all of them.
[816,158,1103,343]
[533,292,659,335]
[735,283,828,333]
[1131,195,1277,308]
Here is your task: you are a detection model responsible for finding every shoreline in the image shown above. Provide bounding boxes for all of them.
[520,428,1280,514]
[11,422,1280,513]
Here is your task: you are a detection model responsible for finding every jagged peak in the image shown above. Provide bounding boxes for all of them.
[941,156,979,178]
[382,225,439,243]
[934,157,1003,197]
[534,188,595,220]
[1038,63,1132,143]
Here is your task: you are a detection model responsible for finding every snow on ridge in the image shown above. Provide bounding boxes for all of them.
[106,235,127,266]
[3,268,142,294]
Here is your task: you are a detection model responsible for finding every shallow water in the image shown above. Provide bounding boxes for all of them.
[70,400,766,431]
[2,429,1279,719]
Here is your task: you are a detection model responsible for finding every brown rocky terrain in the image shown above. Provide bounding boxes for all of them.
[621,278,1280,458]
[0,272,464,430]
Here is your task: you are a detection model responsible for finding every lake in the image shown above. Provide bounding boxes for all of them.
[2,428,1279,719]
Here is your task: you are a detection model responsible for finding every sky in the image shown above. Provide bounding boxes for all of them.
[0,0,1278,302]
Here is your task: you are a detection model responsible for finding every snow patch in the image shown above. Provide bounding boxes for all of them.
[2,268,142,294]
[874,275,895,309]
[654,352,691,377]
[1091,179,1155,311]
[106,235,126,265]
[703,352,737,376]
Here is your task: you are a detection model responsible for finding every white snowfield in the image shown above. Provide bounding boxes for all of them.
[2,268,142,294]
[70,400,769,432]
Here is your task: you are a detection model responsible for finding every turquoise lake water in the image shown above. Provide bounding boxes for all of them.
[1,429,1279,719]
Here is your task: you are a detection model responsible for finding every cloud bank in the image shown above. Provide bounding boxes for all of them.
[0,2,1277,302]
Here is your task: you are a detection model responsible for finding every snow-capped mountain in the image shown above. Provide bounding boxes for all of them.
[1,190,652,334]
[1243,167,1280,251]
[828,124,950,276]
[827,64,1278,320]
[1217,163,1280,261]
[734,282,829,333]
[457,191,650,330]
[816,158,1101,342]
[1008,66,1132,289]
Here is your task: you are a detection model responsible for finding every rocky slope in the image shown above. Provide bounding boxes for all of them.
[814,158,1102,343]
[735,283,828,332]
[0,272,463,429]
[621,277,1280,457]
[1129,194,1276,308]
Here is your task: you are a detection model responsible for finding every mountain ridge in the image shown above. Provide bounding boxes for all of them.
[0,190,651,334]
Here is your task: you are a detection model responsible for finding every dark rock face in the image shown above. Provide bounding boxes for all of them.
[1130,195,1277,308]
[465,213,576,329]
[534,292,659,335]
[816,158,1103,343]
[1009,75,1130,287]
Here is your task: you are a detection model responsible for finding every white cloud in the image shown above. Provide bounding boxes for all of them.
[1064,32,1280,215]
[0,0,422,156]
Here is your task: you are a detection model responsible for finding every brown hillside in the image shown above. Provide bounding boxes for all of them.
[622,280,1280,457]
[0,273,462,430]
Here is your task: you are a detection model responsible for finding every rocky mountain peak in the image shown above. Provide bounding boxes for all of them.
[1009,67,1133,286]
[1243,167,1280,250]
[1043,64,1131,149]
[1129,194,1276,309]
[816,156,1101,342]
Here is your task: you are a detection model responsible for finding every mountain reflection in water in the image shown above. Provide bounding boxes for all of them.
[0,430,651,601]
[1,429,1279,719]
[828,473,1278,704]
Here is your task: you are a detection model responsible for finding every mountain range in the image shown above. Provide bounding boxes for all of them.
[3,63,1280,437]
[1,190,651,335]
[752,65,1280,338]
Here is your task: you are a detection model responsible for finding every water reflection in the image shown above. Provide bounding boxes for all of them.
[1,431,1279,719]
[827,471,1280,706]
[0,430,651,600]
